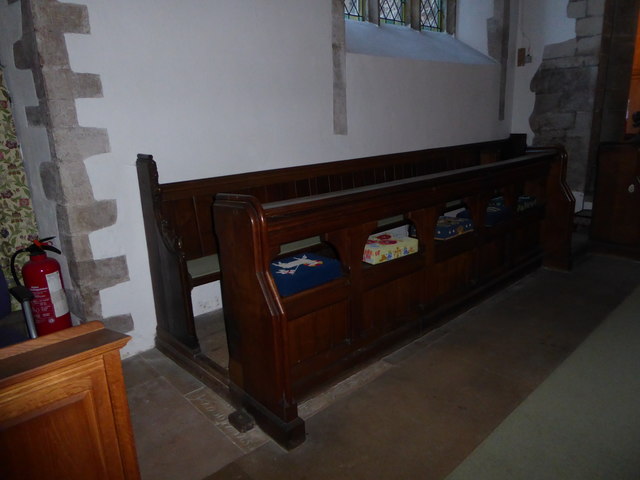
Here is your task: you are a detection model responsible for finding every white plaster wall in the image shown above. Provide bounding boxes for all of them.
[456,0,494,55]
[455,0,521,141]
[511,0,576,141]
[345,54,504,150]
[54,0,507,355]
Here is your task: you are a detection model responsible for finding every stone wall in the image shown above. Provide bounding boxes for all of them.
[530,0,639,199]
[10,0,132,332]
[530,0,605,194]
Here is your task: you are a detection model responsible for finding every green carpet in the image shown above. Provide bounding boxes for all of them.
[446,285,640,479]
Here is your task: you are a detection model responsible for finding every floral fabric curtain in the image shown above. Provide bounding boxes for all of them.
[0,68,38,309]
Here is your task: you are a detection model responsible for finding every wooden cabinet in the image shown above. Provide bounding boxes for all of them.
[591,143,640,256]
[0,322,140,480]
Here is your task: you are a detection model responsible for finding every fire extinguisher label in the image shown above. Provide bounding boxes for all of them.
[45,271,70,318]
[30,287,54,322]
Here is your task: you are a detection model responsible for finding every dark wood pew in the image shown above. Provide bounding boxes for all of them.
[213,148,574,448]
[135,135,572,413]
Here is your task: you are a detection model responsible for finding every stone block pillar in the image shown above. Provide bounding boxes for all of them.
[11,0,132,332]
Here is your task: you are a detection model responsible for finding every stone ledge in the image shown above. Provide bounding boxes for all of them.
[567,1,586,19]
[40,161,95,204]
[57,199,118,234]
[39,70,101,101]
[543,39,577,60]
[540,55,599,69]
[587,0,606,16]
[59,233,94,263]
[50,126,110,161]
[69,256,130,293]
[36,35,71,68]
[46,99,79,127]
[58,163,95,204]
[30,1,89,35]
[576,35,601,56]
[576,16,604,37]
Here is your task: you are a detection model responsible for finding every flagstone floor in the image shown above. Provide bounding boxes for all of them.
[123,252,640,480]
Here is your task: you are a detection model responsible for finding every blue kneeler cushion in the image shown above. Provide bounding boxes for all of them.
[270,253,342,297]
[456,197,511,227]
[483,196,511,226]
[435,216,474,240]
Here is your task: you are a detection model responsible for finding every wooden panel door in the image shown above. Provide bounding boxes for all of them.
[592,144,640,247]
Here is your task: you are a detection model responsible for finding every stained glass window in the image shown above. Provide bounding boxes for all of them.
[420,0,444,32]
[379,0,407,25]
[344,0,365,21]
[343,1,447,32]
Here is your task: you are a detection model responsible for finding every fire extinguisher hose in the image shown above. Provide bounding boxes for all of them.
[10,248,27,288]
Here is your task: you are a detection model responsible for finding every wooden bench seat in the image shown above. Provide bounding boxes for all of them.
[186,255,219,286]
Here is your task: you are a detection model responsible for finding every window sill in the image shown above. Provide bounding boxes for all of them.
[345,20,495,65]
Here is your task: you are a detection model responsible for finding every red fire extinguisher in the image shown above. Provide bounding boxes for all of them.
[10,237,72,336]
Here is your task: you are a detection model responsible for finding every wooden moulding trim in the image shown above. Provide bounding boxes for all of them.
[0,322,131,387]
[0,321,105,360]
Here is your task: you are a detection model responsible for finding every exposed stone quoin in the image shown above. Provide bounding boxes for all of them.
[529,0,603,193]
[12,0,132,332]
[530,0,638,197]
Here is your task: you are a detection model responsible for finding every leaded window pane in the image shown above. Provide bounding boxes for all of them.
[380,0,406,25]
[420,0,444,32]
[344,0,364,21]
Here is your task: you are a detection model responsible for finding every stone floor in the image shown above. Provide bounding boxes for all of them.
[122,252,640,480]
